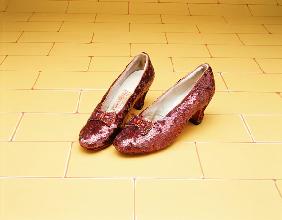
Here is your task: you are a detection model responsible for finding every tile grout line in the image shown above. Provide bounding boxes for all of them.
[246,4,254,16]
[26,12,35,22]
[253,58,265,74]
[186,3,191,16]
[195,25,201,34]
[129,43,132,57]
[47,42,55,56]
[274,180,282,199]
[86,56,93,71]
[15,31,24,43]
[64,142,73,177]
[93,13,98,23]
[31,71,41,89]
[159,14,164,24]
[235,33,245,45]
[57,21,64,32]
[75,90,83,113]
[195,142,205,179]
[164,32,168,44]
[205,44,213,58]
[262,24,272,34]
[219,72,230,92]
[222,16,228,24]
[0,55,8,66]
[169,57,175,72]
[240,114,255,143]
[10,112,24,142]
[90,32,95,43]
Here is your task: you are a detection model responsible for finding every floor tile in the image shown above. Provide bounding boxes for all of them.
[197,143,282,179]
[93,32,166,43]
[19,32,93,43]
[166,33,241,45]
[197,24,267,34]
[35,71,115,90]
[95,14,162,23]
[131,44,209,57]
[0,12,32,21]
[6,0,68,12]
[67,142,202,178]
[161,15,226,24]
[220,0,277,4]
[256,58,282,73]
[0,142,71,177]
[188,4,251,16]
[136,179,282,220]
[244,115,282,142]
[0,56,90,71]
[179,114,251,142]
[238,34,282,45]
[50,43,130,57]
[30,13,96,22]
[67,1,128,14]
[0,21,61,31]
[130,2,188,15]
[14,113,88,141]
[130,23,197,33]
[207,92,282,114]
[0,113,21,141]
[0,32,21,42]
[89,56,132,72]
[222,73,282,92]
[0,90,79,113]
[172,57,262,74]
[249,5,282,16]
[208,45,282,58]
[60,22,129,32]
[225,16,282,25]
[0,179,133,220]
[0,42,52,55]
[265,25,282,34]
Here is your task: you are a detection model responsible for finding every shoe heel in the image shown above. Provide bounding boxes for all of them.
[134,91,148,110]
[189,105,207,125]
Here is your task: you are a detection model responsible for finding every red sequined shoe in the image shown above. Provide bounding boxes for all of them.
[79,53,155,150]
[113,64,215,154]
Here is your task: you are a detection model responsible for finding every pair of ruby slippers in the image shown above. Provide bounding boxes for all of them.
[79,52,215,154]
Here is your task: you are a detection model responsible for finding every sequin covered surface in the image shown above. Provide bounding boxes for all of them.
[79,53,155,150]
[113,65,215,154]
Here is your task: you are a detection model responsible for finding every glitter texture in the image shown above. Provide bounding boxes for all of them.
[113,65,215,154]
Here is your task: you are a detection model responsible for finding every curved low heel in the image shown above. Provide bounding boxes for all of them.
[134,91,148,110]
[189,105,207,125]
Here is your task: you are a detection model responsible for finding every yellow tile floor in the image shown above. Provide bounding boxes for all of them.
[1,0,282,219]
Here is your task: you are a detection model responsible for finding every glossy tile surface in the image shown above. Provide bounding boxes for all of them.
[136,179,282,220]
[1,0,282,219]
[1,179,133,220]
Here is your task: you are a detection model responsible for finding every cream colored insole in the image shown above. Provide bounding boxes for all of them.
[145,90,188,121]
[107,70,144,112]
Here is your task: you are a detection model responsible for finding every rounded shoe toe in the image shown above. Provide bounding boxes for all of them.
[113,127,149,154]
[79,120,114,150]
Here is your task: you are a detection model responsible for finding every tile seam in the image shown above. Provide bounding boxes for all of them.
[240,114,255,142]
[10,112,24,141]
[63,142,73,177]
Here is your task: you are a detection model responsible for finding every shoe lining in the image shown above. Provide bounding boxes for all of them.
[143,64,209,121]
[102,53,148,113]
